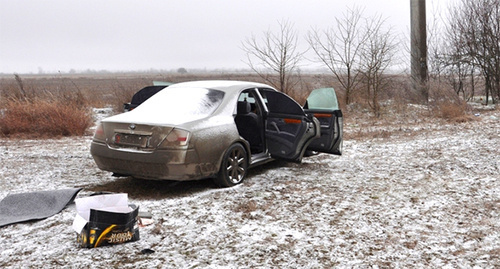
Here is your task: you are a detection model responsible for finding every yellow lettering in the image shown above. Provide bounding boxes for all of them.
[107,231,133,243]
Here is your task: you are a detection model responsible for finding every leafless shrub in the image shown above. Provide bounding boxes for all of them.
[429,85,473,122]
[435,102,472,122]
[0,99,92,138]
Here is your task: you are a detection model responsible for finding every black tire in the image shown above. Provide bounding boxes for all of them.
[214,143,248,187]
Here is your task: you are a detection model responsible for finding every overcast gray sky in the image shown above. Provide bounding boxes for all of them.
[0,0,454,74]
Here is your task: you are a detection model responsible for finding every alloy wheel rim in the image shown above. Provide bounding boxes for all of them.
[226,148,246,184]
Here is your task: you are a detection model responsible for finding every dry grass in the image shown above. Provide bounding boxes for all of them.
[1,73,331,111]
[0,72,494,139]
[429,84,476,123]
[233,200,259,214]
[434,102,473,122]
[0,74,96,138]
[0,99,92,138]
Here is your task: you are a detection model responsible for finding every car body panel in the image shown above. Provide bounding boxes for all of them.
[90,80,343,182]
[91,121,239,180]
[91,81,272,180]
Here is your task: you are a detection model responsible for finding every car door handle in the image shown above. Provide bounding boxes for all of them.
[269,122,280,133]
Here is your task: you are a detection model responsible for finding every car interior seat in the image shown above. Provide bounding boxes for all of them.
[235,101,262,153]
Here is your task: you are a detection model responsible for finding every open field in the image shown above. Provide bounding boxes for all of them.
[0,72,338,112]
[0,90,498,267]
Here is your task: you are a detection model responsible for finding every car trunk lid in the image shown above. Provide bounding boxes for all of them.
[102,121,174,151]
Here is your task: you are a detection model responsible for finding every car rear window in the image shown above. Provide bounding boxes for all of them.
[135,87,225,121]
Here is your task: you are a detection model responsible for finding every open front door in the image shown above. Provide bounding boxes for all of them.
[259,89,319,162]
[304,88,343,155]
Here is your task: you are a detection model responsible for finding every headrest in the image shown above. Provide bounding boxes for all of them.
[237,101,251,114]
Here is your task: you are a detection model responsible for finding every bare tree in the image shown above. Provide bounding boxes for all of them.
[442,21,477,101]
[242,20,304,94]
[445,0,500,104]
[307,6,368,105]
[359,15,399,117]
[426,2,448,84]
[422,2,474,102]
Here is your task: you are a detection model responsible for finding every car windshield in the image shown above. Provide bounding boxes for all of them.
[132,87,225,123]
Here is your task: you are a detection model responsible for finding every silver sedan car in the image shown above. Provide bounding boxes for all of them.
[90,80,343,187]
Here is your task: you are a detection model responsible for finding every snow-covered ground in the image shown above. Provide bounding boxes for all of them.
[0,108,499,268]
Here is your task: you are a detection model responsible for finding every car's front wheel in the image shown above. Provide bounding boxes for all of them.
[214,143,248,187]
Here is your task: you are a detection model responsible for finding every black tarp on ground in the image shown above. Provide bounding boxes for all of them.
[0,188,82,227]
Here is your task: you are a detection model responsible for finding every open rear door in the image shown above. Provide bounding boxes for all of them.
[304,88,343,155]
[259,89,319,162]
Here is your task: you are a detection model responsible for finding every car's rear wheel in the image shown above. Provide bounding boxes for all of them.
[215,143,248,187]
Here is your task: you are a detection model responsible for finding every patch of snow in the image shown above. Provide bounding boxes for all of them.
[0,109,499,268]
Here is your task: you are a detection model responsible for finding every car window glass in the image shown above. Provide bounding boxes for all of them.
[238,92,256,104]
[306,88,339,110]
[239,89,264,115]
[130,86,166,105]
[259,89,303,115]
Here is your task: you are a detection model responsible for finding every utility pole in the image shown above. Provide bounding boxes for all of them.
[410,0,428,103]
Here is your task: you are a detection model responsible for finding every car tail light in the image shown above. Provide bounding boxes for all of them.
[159,129,190,149]
[93,123,106,142]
